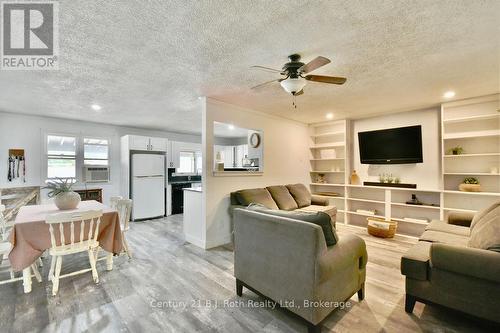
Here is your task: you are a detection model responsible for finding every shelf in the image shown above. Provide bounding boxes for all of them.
[347,197,385,204]
[444,172,500,176]
[346,210,385,219]
[310,183,345,187]
[310,170,345,174]
[310,158,345,161]
[443,130,500,140]
[311,131,344,138]
[443,207,477,213]
[345,184,441,193]
[309,142,345,149]
[444,153,500,158]
[391,217,429,225]
[443,113,500,123]
[443,190,500,196]
[391,202,440,210]
[313,195,345,199]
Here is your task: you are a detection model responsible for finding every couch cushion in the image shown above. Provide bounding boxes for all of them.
[286,184,312,208]
[266,185,298,211]
[296,205,337,229]
[468,201,500,252]
[247,203,338,246]
[425,220,470,237]
[234,188,279,210]
[419,230,469,247]
[401,241,431,281]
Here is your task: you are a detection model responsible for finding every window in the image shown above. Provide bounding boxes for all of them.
[47,135,77,179]
[45,134,110,181]
[84,138,109,165]
[177,151,195,173]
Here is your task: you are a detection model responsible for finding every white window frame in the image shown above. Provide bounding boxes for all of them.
[42,132,111,183]
[83,137,110,166]
[176,150,202,175]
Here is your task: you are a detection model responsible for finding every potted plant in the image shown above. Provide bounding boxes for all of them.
[448,146,464,155]
[44,178,81,210]
[459,177,481,192]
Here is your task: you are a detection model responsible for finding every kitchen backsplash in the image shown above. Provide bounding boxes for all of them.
[167,168,202,183]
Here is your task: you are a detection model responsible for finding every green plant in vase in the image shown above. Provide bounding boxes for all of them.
[44,177,81,210]
[448,146,464,155]
[459,177,481,192]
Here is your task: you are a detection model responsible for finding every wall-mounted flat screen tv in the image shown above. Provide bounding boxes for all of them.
[358,125,423,164]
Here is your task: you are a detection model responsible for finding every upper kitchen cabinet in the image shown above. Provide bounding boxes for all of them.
[167,141,202,169]
[128,135,167,152]
[167,141,179,168]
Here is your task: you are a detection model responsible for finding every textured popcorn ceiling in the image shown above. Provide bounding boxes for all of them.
[0,1,498,134]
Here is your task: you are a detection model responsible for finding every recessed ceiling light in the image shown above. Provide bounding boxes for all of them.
[91,104,102,111]
[326,113,334,120]
[228,124,235,130]
[443,91,455,99]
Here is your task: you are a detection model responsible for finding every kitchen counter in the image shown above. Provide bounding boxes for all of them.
[183,187,202,193]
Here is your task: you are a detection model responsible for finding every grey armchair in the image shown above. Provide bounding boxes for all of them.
[233,208,367,333]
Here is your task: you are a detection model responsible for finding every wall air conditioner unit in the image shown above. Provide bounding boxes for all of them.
[83,166,110,183]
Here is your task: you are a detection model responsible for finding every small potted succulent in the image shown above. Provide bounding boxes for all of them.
[44,178,81,210]
[459,177,481,192]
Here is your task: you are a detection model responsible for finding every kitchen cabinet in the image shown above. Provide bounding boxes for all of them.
[167,141,180,168]
[167,141,201,169]
[129,135,166,152]
[149,137,167,151]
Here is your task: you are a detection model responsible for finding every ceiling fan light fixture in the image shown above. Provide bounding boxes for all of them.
[280,77,307,94]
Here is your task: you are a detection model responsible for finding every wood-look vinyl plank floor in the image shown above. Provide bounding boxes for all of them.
[0,214,496,333]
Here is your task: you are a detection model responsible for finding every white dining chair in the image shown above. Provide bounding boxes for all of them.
[115,199,133,259]
[0,240,42,286]
[46,210,103,296]
[109,196,123,210]
[96,198,133,261]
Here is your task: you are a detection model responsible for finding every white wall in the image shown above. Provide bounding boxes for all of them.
[202,98,310,248]
[0,111,200,204]
[351,108,441,189]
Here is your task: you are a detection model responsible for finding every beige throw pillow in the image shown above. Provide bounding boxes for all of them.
[286,184,312,208]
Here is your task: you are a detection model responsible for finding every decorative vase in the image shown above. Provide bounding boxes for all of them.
[458,183,481,192]
[54,191,81,210]
[350,170,361,185]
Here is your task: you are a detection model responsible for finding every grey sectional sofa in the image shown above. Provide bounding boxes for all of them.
[401,201,500,323]
[232,207,367,333]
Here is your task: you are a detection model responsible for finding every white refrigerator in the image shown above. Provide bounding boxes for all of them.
[131,153,165,220]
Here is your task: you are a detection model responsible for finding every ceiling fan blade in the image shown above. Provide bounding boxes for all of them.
[251,78,283,90]
[250,65,283,73]
[294,89,304,96]
[298,56,331,74]
[305,75,346,85]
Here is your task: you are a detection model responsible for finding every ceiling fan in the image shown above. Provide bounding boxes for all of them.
[251,54,346,96]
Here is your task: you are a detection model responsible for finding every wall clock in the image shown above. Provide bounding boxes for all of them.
[249,133,261,148]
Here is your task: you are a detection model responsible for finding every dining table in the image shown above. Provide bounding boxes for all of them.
[8,200,123,293]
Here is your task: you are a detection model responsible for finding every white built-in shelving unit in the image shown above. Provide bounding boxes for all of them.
[309,94,500,237]
[308,120,349,224]
[440,94,500,217]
